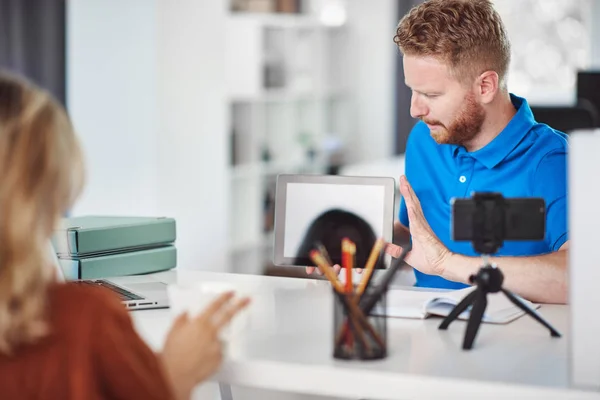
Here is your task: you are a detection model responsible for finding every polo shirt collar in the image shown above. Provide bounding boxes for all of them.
[452,94,536,169]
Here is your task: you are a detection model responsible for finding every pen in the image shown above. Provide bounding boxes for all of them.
[356,238,385,297]
[341,238,354,347]
[342,238,355,294]
[309,249,345,293]
[315,241,333,266]
[361,246,387,300]
[360,242,413,315]
[348,240,355,273]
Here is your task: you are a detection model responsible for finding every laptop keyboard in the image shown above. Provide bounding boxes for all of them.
[74,279,144,301]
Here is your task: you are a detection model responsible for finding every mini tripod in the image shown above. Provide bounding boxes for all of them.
[438,256,561,350]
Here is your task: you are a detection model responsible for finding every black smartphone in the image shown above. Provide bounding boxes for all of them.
[451,193,545,249]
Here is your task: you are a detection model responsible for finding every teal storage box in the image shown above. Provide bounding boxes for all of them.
[52,216,176,256]
[58,245,177,280]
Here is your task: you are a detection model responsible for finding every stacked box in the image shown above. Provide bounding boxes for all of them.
[52,216,177,280]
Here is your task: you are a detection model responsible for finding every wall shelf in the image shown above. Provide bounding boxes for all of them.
[225,7,351,267]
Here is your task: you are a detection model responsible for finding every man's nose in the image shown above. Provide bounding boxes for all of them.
[410,93,428,119]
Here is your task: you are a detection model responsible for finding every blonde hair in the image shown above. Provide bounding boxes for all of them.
[394,0,511,89]
[0,71,84,354]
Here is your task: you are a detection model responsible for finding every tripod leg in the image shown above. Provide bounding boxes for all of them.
[463,291,487,350]
[501,289,561,337]
[438,290,478,330]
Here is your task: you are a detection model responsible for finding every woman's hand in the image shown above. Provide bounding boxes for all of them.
[160,292,250,400]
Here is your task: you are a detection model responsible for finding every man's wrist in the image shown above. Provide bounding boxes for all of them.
[441,252,474,284]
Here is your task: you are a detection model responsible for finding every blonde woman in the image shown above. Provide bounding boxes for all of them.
[0,71,249,399]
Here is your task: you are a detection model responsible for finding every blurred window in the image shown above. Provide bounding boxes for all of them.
[494,0,593,104]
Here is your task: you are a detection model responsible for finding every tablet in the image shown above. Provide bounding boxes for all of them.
[273,174,396,267]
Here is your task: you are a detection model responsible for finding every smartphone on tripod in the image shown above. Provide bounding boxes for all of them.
[439,192,560,350]
[451,193,546,254]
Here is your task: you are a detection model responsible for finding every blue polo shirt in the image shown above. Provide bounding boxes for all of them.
[399,94,569,289]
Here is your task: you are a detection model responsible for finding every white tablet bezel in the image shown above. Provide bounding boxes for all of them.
[273,174,396,267]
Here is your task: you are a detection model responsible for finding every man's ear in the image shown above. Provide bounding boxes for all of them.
[475,70,500,104]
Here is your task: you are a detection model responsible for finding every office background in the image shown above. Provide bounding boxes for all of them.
[0,0,599,277]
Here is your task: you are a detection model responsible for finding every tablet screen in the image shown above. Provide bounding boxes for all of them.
[273,174,395,267]
[283,183,385,257]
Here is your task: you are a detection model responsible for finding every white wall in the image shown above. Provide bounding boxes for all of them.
[346,0,398,163]
[592,0,600,68]
[156,1,230,271]
[67,0,159,216]
[67,0,230,271]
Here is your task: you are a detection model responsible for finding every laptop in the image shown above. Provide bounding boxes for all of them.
[48,242,170,310]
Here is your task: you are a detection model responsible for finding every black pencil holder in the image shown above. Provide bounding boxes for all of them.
[332,286,387,360]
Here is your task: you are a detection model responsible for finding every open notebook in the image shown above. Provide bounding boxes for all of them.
[381,286,540,324]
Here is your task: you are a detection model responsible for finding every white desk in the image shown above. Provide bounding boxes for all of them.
[115,270,600,400]
[339,155,405,179]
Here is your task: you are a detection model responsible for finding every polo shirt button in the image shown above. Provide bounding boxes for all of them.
[459,175,467,183]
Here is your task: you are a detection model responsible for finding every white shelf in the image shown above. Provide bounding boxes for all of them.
[230,160,328,181]
[228,12,336,29]
[263,230,274,247]
[231,88,349,103]
[230,237,264,252]
[229,230,274,253]
[226,6,351,270]
[230,163,264,181]
[229,231,275,253]
[226,13,348,100]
